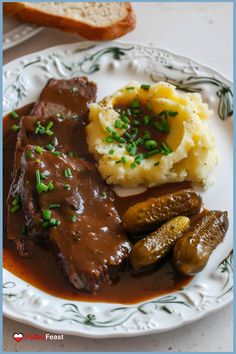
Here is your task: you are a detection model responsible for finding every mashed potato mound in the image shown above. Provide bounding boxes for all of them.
[86,82,218,188]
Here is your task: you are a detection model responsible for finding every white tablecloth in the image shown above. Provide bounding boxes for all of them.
[3,2,233,352]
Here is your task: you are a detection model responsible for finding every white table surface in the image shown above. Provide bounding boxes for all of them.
[3,2,233,352]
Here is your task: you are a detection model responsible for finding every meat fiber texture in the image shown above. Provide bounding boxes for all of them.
[7,77,131,291]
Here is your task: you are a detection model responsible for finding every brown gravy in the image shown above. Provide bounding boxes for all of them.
[3,104,193,304]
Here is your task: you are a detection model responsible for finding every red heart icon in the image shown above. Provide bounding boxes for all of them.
[13,333,24,342]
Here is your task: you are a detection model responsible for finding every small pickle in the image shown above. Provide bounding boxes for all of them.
[130,216,190,271]
[172,210,229,275]
[123,189,202,234]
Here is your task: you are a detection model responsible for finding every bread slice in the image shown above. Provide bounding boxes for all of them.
[3,2,136,40]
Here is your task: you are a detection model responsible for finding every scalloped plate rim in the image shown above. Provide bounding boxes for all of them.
[3,39,233,85]
[3,295,232,338]
[3,40,233,337]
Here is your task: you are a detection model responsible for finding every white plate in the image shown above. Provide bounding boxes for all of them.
[3,16,42,51]
[3,41,233,338]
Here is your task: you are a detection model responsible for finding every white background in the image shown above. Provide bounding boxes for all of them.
[3,2,233,352]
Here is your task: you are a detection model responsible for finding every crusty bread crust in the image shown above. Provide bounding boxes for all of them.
[3,2,136,40]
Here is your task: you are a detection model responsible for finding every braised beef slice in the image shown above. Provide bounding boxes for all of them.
[31,77,97,119]
[11,76,96,178]
[18,146,131,291]
[7,76,97,244]
[13,114,90,174]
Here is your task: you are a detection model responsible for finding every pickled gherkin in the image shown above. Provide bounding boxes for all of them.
[130,216,190,270]
[123,189,202,234]
[172,210,229,275]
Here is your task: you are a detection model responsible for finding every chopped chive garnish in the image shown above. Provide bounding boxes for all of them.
[153,118,170,133]
[26,150,33,159]
[64,183,71,190]
[143,115,150,126]
[46,144,54,151]
[52,151,61,156]
[136,137,145,146]
[48,182,54,190]
[100,191,107,197]
[10,111,19,119]
[45,130,53,136]
[50,218,58,226]
[46,121,53,130]
[42,209,52,220]
[161,142,172,155]
[35,145,43,154]
[40,172,46,179]
[121,122,129,129]
[124,132,133,140]
[133,109,140,114]
[35,122,45,135]
[35,170,41,185]
[133,120,140,127]
[153,121,163,131]
[104,136,114,143]
[49,218,60,226]
[118,137,126,143]
[54,219,61,226]
[154,162,160,166]
[37,183,48,193]
[159,110,178,117]
[135,154,143,165]
[71,215,77,222]
[145,140,158,150]
[114,119,122,129]
[49,203,61,209]
[143,148,160,159]
[129,146,137,156]
[115,160,122,164]
[109,149,114,155]
[121,156,127,164]
[126,86,135,90]
[106,126,115,134]
[35,170,54,193]
[10,205,20,214]
[130,162,137,169]
[64,168,73,178]
[120,115,130,124]
[143,131,151,140]
[161,119,170,133]
[12,194,20,206]
[131,100,140,109]
[141,84,151,90]
[12,125,20,132]
[43,218,61,228]
[35,121,54,136]
[11,194,21,214]
[126,144,132,152]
